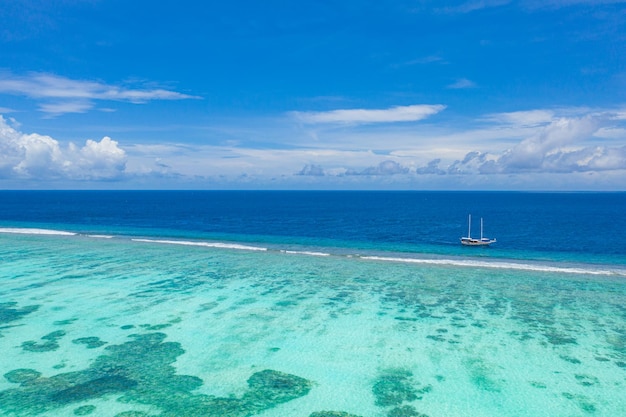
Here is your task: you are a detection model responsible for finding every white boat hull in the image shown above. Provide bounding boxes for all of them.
[461,214,495,246]
[460,237,496,246]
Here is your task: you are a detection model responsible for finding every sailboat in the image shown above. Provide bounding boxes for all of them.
[460,214,496,246]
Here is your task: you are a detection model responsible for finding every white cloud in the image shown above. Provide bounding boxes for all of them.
[594,127,626,139]
[523,0,626,9]
[416,159,446,175]
[0,72,200,115]
[13,133,65,178]
[38,101,93,116]
[485,109,555,126]
[447,78,477,89]
[0,115,127,180]
[445,113,626,175]
[291,104,446,125]
[68,137,127,179]
[2,105,625,189]
[297,164,325,176]
[498,115,599,171]
[346,160,409,176]
[439,0,511,13]
[120,106,626,189]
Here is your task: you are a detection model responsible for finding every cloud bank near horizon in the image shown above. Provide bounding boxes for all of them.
[1,105,625,189]
[295,109,626,180]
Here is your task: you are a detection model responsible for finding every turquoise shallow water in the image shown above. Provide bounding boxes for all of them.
[1,231,625,417]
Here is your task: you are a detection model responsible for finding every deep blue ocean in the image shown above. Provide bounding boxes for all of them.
[1,191,625,417]
[0,190,624,265]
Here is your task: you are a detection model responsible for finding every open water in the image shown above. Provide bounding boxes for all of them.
[0,191,625,417]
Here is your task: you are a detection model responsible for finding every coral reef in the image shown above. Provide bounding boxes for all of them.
[1,332,312,416]
[0,302,39,337]
[372,369,418,407]
[21,330,66,352]
[72,337,107,349]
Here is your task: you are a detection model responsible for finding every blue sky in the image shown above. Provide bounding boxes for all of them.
[1,0,625,190]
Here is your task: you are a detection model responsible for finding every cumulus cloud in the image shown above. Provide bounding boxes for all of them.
[0,72,200,115]
[297,164,325,176]
[447,151,493,174]
[273,107,626,187]
[291,104,446,125]
[296,160,411,178]
[0,115,127,180]
[346,160,410,176]
[416,159,446,175]
[498,116,599,171]
[442,113,626,175]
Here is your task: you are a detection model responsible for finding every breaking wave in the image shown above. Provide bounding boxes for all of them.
[2,227,624,277]
[131,238,268,252]
[0,227,76,236]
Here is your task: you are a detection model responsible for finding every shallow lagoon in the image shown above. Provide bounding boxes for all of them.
[1,232,625,417]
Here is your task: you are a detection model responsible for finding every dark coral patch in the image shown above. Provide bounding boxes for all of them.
[244,369,312,404]
[575,374,599,387]
[372,369,418,407]
[310,412,363,417]
[73,404,96,415]
[426,335,445,342]
[140,323,171,331]
[4,369,41,384]
[562,392,597,413]
[0,302,39,325]
[43,330,66,340]
[54,318,78,326]
[0,332,313,416]
[50,374,138,404]
[545,332,577,346]
[73,337,107,349]
[22,330,66,352]
[388,405,428,417]
[559,355,581,365]
[394,317,418,322]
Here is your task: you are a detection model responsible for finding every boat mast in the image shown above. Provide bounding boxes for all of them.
[468,214,471,238]
[480,217,483,240]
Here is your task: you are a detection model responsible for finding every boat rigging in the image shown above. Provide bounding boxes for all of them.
[461,214,496,246]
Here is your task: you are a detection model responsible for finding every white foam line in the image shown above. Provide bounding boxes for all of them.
[282,250,331,257]
[3,227,621,277]
[360,256,626,277]
[131,238,267,252]
[0,227,76,236]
